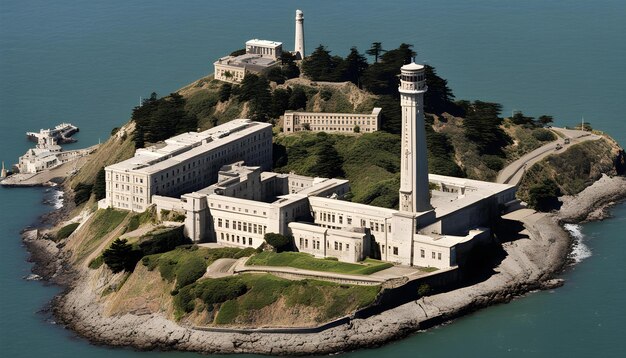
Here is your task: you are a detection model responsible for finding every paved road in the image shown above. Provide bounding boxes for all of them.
[496,127,600,185]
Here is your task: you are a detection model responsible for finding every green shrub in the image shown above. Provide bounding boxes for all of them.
[138,226,191,256]
[532,128,556,142]
[88,255,104,269]
[102,238,142,273]
[483,155,505,171]
[527,178,561,212]
[175,256,207,288]
[263,233,293,252]
[56,222,80,241]
[73,183,93,205]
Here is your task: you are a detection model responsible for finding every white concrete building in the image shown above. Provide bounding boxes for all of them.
[103,119,272,212]
[16,135,92,174]
[114,63,517,271]
[152,162,350,248]
[282,108,382,134]
[213,40,282,84]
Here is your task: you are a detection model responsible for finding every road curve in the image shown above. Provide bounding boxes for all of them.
[496,127,600,185]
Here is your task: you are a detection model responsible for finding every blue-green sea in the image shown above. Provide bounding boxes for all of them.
[1,1,624,357]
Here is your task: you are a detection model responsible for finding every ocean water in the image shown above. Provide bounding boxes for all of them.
[1,0,625,357]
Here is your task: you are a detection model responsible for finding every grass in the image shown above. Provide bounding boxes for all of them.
[246,252,392,275]
[211,274,380,324]
[143,246,256,285]
[56,222,80,241]
[74,208,129,264]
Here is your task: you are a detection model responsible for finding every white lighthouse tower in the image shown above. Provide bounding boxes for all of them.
[294,9,305,60]
[398,62,431,213]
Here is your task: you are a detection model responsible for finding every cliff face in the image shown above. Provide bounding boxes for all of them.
[517,137,626,202]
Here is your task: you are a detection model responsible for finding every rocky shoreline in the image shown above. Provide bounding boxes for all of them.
[23,176,626,355]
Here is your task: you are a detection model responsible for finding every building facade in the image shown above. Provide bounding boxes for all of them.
[213,39,282,84]
[282,108,381,134]
[103,119,272,212]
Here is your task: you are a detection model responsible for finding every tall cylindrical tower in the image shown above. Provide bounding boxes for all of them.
[294,10,305,60]
[398,62,431,213]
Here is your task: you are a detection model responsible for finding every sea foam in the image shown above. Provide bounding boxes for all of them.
[564,223,592,263]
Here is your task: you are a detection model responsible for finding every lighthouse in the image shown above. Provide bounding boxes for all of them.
[294,10,305,60]
[398,62,431,213]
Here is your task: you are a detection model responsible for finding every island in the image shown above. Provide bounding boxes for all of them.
[21,10,626,355]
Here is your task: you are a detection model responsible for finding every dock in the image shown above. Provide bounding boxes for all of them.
[26,123,79,144]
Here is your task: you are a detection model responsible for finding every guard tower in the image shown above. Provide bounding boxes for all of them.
[398,62,431,213]
[294,10,305,60]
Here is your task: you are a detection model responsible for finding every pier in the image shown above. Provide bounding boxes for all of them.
[26,123,79,144]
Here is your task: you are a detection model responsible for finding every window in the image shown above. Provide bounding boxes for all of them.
[438,253,442,260]
[347,217,352,225]
[393,247,398,255]
[334,242,338,250]
[249,237,253,245]
[305,239,308,248]
[225,220,229,229]
[432,252,436,259]
[217,218,222,228]
[420,249,425,258]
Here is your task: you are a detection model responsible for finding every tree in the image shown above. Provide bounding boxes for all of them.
[93,167,106,200]
[309,136,344,178]
[218,83,232,102]
[288,87,308,110]
[271,88,291,118]
[511,111,535,127]
[341,47,369,87]
[301,45,343,81]
[538,115,554,127]
[280,52,300,79]
[248,76,273,122]
[463,101,511,155]
[266,67,286,84]
[133,124,145,148]
[354,125,360,133]
[424,65,462,116]
[363,43,416,96]
[527,178,561,212]
[365,42,386,63]
[102,238,141,273]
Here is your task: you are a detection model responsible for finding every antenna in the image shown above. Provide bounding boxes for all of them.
[139,96,142,107]
[581,116,585,131]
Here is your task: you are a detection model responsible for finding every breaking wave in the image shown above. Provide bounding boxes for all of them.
[564,223,592,263]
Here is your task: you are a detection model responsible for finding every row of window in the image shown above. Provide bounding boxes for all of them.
[314,211,391,233]
[298,237,350,252]
[420,249,443,261]
[294,126,373,132]
[381,245,399,256]
[216,218,267,235]
[220,233,254,246]
[211,202,267,216]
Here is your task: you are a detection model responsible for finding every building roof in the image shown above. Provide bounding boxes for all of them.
[246,39,282,47]
[401,62,425,71]
[106,119,271,174]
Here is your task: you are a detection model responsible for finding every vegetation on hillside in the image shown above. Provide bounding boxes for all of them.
[518,139,626,209]
[132,92,198,148]
[175,273,380,325]
[247,252,392,275]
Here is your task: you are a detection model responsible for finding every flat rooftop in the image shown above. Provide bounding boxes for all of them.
[246,39,282,47]
[107,119,271,174]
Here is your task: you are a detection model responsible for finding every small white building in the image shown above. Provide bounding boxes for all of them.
[282,108,382,134]
[213,39,282,84]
